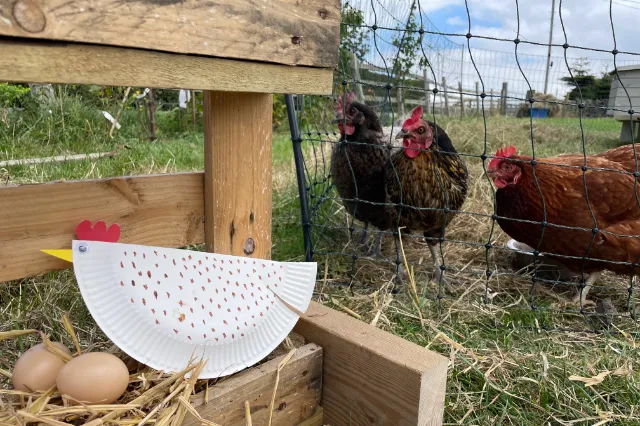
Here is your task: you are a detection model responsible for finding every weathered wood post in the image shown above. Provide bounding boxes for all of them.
[442,77,450,116]
[424,69,431,113]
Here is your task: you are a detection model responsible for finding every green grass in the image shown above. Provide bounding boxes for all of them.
[2,96,640,425]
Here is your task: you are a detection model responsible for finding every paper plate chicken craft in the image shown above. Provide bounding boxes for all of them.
[43,220,317,378]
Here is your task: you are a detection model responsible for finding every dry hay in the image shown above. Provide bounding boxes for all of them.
[0,322,306,426]
[515,92,563,118]
[311,117,635,333]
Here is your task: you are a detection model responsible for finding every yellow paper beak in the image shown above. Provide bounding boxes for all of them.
[41,249,73,263]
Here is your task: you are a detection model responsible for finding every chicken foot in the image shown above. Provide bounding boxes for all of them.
[571,271,602,308]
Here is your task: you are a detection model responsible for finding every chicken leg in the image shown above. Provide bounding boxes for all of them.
[393,232,408,285]
[429,243,448,285]
[366,231,384,258]
[358,222,369,246]
[571,271,601,307]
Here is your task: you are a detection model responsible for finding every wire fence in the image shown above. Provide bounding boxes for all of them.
[287,0,640,335]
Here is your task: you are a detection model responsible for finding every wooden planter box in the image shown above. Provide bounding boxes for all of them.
[0,2,448,424]
[183,299,447,425]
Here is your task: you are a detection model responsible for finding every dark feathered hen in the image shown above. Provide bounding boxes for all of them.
[385,106,468,283]
[330,93,392,255]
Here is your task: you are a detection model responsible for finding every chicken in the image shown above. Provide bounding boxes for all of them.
[487,144,640,307]
[331,92,393,257]
[385,106,469,284]
[41,220,317,378]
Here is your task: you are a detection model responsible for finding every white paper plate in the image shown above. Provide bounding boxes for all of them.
[71,241,317,378]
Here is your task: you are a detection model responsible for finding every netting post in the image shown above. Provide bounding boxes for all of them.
[442,76,450,116]
[148,88,157,141]
[285,94,313,262]
[352,55,365,102]
[423,69,430,113]
[489,89,493,115]
[459,81,464,118]
[475,82,480,115]
[501,82,508,116]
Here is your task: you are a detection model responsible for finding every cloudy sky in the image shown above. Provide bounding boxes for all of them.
[345,0,638,101]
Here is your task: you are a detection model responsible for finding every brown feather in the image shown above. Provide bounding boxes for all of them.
[385,124,468,240]
[496,149,640,275]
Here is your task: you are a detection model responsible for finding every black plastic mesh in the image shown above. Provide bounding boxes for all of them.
[286,0,640,334]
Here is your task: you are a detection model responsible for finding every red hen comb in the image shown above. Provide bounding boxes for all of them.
[402,105,424,127]
[335,91,356,112]
[495,145,517,159]
[76,220,121,243]
[488,145,517,170]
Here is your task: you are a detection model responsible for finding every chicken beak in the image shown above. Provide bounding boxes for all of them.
[332,117,348,124]
[41,249,73,262]
[395,129,408,140]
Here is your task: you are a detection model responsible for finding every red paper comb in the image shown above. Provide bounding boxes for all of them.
[488,145,517,170]
[76,220,121,243]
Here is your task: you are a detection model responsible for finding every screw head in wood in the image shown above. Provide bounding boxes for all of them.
[243,238,255,255]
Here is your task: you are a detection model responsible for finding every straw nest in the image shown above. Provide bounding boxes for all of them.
[0,318,306,426]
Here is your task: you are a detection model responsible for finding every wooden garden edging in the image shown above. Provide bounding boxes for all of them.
[0,1,448,424]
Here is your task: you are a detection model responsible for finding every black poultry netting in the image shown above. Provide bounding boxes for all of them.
[286,0,640,335]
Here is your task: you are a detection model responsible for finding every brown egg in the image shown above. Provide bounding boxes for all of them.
[12,342,70,392]
[56,352,129,404]
[27,342,72,356]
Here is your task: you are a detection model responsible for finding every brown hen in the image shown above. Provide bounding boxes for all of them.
[386,106,469,283]
[488,144,640,306]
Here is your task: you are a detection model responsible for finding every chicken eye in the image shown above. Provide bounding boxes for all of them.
[417,127,426,134]
[350,108,357,114]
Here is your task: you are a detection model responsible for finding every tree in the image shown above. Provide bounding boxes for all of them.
[390,1,426,116]
[339,3,369,79]
[390,1,426,82]
[561,58,612,101]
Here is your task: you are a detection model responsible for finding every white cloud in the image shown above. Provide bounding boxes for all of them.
[345,0,639,101]
[446,16,466,26]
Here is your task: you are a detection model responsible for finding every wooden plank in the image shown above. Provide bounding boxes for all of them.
[0,173,205,282]
[0,0,340,68]
[296,407,323,426]
[185,343,323,426]
[294,301,447,426]
[0,39,334,95]
[203,92,272,259]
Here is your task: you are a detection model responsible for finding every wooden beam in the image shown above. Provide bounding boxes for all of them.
[203,92,272,259]
[0,173,205,283]
[0,0,340,68]
[294,301,447,426]
[185,343,323,426]
[296,407,323,426]
[0,39,334,95]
